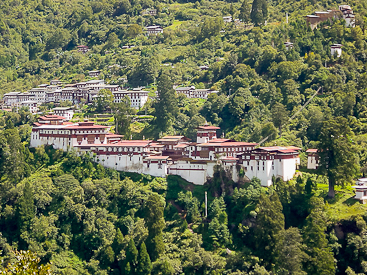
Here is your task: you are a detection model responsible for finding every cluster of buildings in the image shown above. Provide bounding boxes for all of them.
[306,5,355,30]
[2,79,222,114]
[30,115,301,187]
[2,80,150,113]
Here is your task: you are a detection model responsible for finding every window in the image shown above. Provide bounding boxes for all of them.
[251,166,253,171]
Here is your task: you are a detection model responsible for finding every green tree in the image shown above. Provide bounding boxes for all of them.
[208,197,231,248]
[144,194,165,261]
[137,242,153,274]
[271,102,289,138]
[17,182,35,237]
[302,197,335,274]
[239,0,251,24]
[94,89,114,113]
[317,117,360,198]
[125,238,138,272]
[127,24,143,38]
[113,97,136,137]
[0,129,29,183]
[250,0,268,26]
[3,250,52,274]
[153,73,178,135]
[46,28,71,50]
[275,227,306,275]
[253,192,285,268]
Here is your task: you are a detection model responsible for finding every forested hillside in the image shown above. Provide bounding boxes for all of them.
[2,0,367,274]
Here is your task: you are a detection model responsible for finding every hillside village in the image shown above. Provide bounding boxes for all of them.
[2,0,367,274]
[30,114,300,186]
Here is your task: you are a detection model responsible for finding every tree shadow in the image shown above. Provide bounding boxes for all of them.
[343,196,360,206]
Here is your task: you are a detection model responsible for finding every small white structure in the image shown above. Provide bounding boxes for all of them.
[223,16,232,23]
[284,42,294,50]
[53,107,74,121]
[89,70,101,78]
[331,44,342,57]
[352,178,367,203]
[306,149,319,169]
[146,26,163,36]
[199,65,209,70]
[50,80,62,85]
[142,8,157,16]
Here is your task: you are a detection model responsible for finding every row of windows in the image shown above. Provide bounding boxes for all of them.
[98,147,142,152]
[214,147,250,152]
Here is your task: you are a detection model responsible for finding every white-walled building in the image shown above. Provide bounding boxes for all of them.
[223,16,232,23]
[284,42,294,50]
[29,88,47,102]
[331,44,342,57]
[30,119,300,186]
[113,90,149,109]
[306,149,319,169]
[31,118,110,151]
[146,25,163,35]
[52,107,75,121]
[175,86,218,99]
[89,70,101,78]
[353,178,367,203]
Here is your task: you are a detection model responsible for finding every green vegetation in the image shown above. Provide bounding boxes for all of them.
[2,0,367,273]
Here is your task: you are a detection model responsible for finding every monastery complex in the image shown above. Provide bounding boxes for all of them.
[30,115,301,186]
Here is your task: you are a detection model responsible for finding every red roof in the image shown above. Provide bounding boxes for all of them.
[106,134,124,138]
[200,141,257,147]
[65,125,109,130]
[277,149,299,153]
[306,149,318,153]
[174,143,190,148]
[145,155,170,160]
[39,115,66,120]
[208,138,231,143]
[197,125,220,130]
[221,156,239,161]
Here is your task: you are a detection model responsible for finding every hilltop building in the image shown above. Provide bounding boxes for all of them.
[146,26,163,35]
[77,45,89,54]
[175,86,219,99]
[306,5,355,30]
[353,178,367,203]
[30,119,301,186]
[306,149,319,169]
[331,44,343,57]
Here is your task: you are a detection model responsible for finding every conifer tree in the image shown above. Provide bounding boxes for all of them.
[17,182,35,235]
[303,197,335,274]
[253,193,285,267]
[239,0,251,24]
[125,239,138,272]
[250,0,268,26]
[154,72,178,136]
[144,194,165,261]
[317,117,359,198]
[112,228,124,254]
[137,242,153,275]
[305,177,316,197]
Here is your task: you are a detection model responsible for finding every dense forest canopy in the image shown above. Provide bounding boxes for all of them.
[1,0,367,274]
